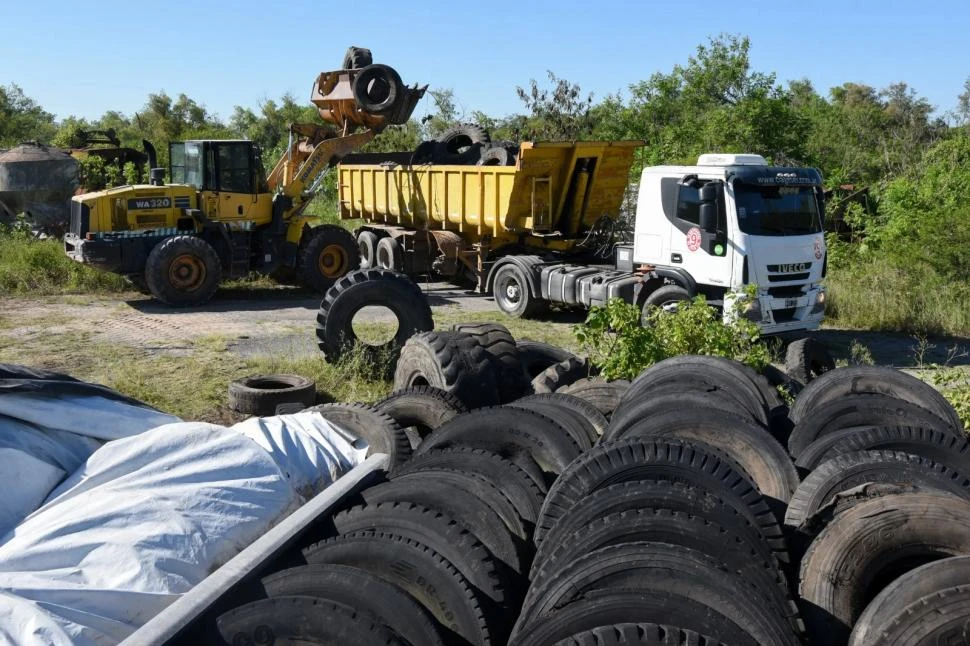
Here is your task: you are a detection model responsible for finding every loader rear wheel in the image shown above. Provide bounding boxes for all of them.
[300,225,359,293]
[353,64,404,116]
[145,235,221,307]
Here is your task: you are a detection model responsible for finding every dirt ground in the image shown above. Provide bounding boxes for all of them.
[2,281,968,372]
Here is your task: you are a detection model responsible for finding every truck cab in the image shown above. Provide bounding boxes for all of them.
[633,154,826,334]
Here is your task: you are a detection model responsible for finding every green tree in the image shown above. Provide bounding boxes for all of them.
[516,71,595,141]
[0,84,56,146]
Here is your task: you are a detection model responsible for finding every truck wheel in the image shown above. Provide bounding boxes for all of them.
[352,64,404,116]
[145,235,221,307]
[300,225,359,293]
[376,236,404,271]
[341,46,373,70]
[357,230,378,268]
[785,337,835,384]
[228,374,316,416]
[493,264,547,318]
[640,284,690,324]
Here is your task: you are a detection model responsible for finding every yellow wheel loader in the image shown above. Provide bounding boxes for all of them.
[65,47,426,306]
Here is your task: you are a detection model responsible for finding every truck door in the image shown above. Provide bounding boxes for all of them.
[665,178,732,290]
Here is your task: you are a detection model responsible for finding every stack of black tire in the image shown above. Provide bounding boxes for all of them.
[412,123,519,167]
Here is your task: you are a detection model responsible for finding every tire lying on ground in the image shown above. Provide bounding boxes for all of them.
[145,235,222,307]
[611,408,800,510]
[375,385,467,448]
[315,268,433,365]
[228,374,316,416]
[306,402,411,467]
[534,479,789,570]
[394,331,501,410]
[798,491,970,645]
[415,406,583,482]
[849,556,970,646]
[259,564,445,646]
[867,584,970,646]
[794,424,970,473]
[451,323,530,403]
[516,340,578,379]
[392,446,546,523]
[303,530,492,646]
[551,622,730,646]
[512,543,801,646]
[788,364,963,430]
[784,337,835,385]
[786,394,956,458]
[533,437,782,556]
[217,596,406,646]
[784,450,970,531]
[556,377,630,418]
[507,393,605,449]
[363,470,527,573]
[532,356,592,394]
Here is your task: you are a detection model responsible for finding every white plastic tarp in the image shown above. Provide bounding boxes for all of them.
[0,412,368,646]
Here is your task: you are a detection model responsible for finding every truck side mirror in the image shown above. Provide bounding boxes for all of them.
[698,182,721,233]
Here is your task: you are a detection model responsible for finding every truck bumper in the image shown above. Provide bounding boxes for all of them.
[755,287,826,336]
[64,234,148,274]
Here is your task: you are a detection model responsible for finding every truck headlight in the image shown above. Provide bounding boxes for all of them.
[811,288,826,314]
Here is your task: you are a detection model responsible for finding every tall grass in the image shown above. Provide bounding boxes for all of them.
[0,235,128,296]
[826,259,970,337]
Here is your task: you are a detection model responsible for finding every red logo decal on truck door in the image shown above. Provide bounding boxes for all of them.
[686,227,702,252]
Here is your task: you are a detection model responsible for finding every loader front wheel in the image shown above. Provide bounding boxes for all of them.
[300,225,360,293]
[145,235,221,307]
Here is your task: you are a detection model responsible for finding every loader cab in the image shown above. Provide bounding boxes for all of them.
[169,140,272,224]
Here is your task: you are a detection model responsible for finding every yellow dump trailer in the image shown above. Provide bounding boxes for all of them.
[337,140,642,286]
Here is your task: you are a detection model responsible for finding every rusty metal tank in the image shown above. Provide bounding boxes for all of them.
[0,143,79,230]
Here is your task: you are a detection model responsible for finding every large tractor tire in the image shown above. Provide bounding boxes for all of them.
[437,123,491,165]
[341,46,373,70]
[393,331,500,410]
[145,235,221,307]
[451,323,530,403]
[352,64,405,116]
[300,224,359,293]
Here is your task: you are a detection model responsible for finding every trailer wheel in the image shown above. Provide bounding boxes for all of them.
[493,264,547,318]
[357,230,378,269]
[341,46,373,70]
[352,64,404,116]
[145,235,221,307]
[640,284,690,324]
[376,235,404,271]
[300,224,359,293]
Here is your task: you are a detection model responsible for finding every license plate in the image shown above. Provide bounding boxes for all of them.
[785,298,799,308]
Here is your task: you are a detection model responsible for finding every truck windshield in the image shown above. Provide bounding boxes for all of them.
[733,183,822,236]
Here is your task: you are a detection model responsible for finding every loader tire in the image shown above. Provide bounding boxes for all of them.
[341,45,373,69]
[145,235,221,307]
[534,479,787,572]
[789,365,963,429]
[300,224,359,293]
[356,230,378,268]
[551,622,730,646]
[370,468,527,564]
[534,437,778,552]
[784,337,834,384]
[393,331,500,410]
[798,491,970,645]
[352,64,404,116]
[511,392,607,442]
[227,374,316,416]
[331,501,508,607]
[612,407,800,510]
[849,556,970,646]
[260,564,445,646]
[451,322,530,403]
[305,402,411,466]
[531,356,592,394]
[315,268,433,365]
[416,406,583,480]
[784,449,970,531]
[517,340,578,379]
[557,377,630,418]
[438,123,492,165]
[375,385,467,448]
[393,446,546,521]
[376,235,404,271]
[787,393,953,458]
[216,596,405,646]
[303,530,491,646]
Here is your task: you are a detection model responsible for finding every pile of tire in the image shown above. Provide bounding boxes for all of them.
[411,123,520,167]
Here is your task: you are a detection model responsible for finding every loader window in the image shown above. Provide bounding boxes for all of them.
[170,142,204,189]
[215,143,254,194]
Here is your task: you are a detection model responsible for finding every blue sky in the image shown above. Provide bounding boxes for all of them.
[2,0,967,123]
